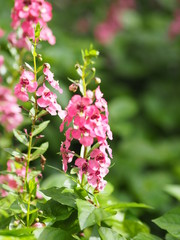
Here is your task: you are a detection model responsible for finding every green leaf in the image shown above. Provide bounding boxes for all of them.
[165,233,179,240]
[37,75,44,85]
[9,200,22,214]
[75,64,82,77]
[24,62,34,72]
[35,22,41,39]
[89,225,101,240]
[37,65,43,74]
[153,207,180,238]
[132,233,162,240]
[13,129,28,146]
[36,110,48,119]
[31,142,49,161]
[41,187,77,208]
[4,149,23,158]
[29,107,35,119]
[104,217,149,238]
[105,202,152,211]
[33,227,72,240]
[98,227,125,240]
[0,228,34,237]
[0,195,16,210]
[0,236,35,240]
[88,49,99,58]
[76,199,114,230]
[28,178,37,195]
[32,121,50,137]
[37,199,73,221]
[165,185,180,201]
[28,170,41,180]
[41,173,75,189]
[0,171,16,175]
[70,167,79,175]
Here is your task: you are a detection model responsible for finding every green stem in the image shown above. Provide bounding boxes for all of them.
[82,60,87,97]
[33,39,37,82]
[26,194,31,227]
[25,38,38,227]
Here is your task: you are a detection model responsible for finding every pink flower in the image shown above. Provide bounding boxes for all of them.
[0,160,42,198]
[60,86,113,191]
[60,95,92,131]
[8,32,31,50]
[0,86,23,131]
[60,141,74,172]
[14,70,37,102]
[9,0,56,49]
[0,55,4,69]
[169,10,180,38]
[40,26,56,45]
[20,70,37,91]
[36,83,64,117]
[43,64,63,94]
[94,0,135,45]
[0,28,4,38]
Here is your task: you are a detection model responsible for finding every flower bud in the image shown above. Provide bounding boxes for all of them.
[69,83,78,92]
[43,63,50,69]
[24,128,28,136]
[39,210,43,215]
[32,222,45,228]
[37,54,43,61]
[40,155,46,171]
[15,156,22,163]
[95,77,101,84]
[13,220,19,227]
[35,135,44,139]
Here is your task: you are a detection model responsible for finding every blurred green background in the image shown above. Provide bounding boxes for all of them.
[0,0,180,237]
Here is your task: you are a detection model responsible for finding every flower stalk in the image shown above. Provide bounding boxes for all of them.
[25,37,38,227]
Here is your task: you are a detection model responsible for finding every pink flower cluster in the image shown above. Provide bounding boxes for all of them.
[0,56,4,69]
[0,86,23,131]
[0,160,41,198]
[0,56,4,83]
[14,64,65,118]
[169,9,180,38]
[94,0,135,44]
[0,28,4,38]
[37,64,65,118]
[9,0,55,49]
[60,87,113,191]
[15,70,37,101]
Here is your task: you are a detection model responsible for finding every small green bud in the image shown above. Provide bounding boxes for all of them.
[95,77,101,84]
[39,210,43,215]
[37,54,43,61]
[13,220,19,227]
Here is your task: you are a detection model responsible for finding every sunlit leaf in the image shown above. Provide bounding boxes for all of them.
[98,227,125,240]
[31,142,49,161]
[32,121,50,137]
[33,227,72,240]
[13,129,28,146]
[41,187,77,208]
[153,207,180,238]
[76,199,114,230]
